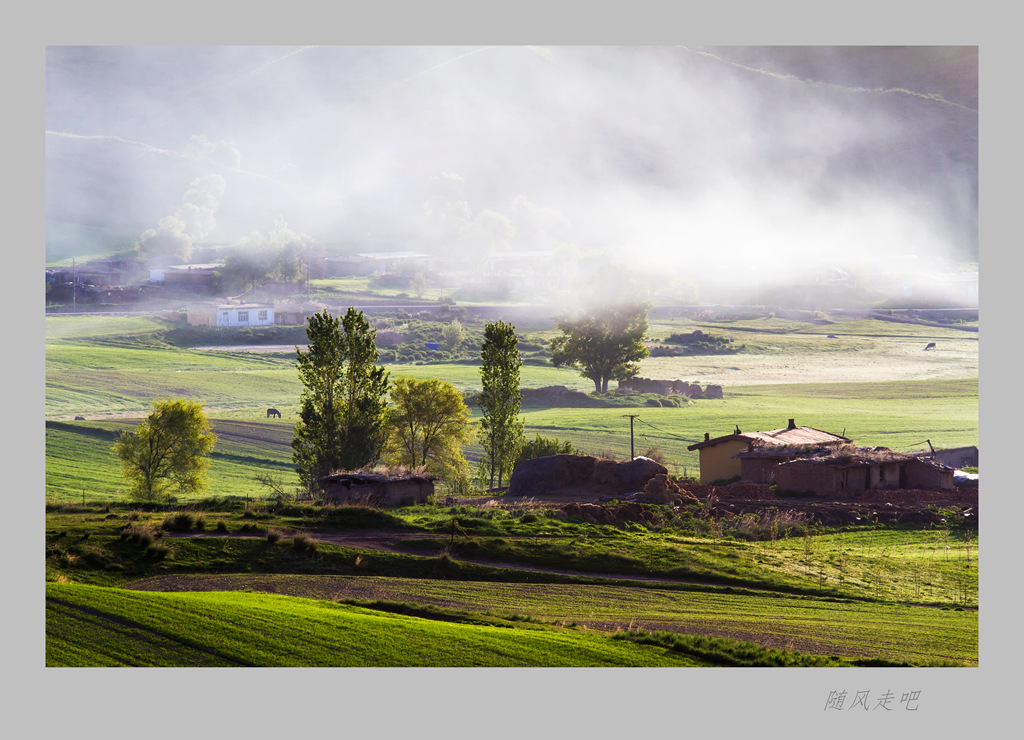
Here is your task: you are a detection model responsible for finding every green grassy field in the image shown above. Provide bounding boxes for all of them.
[119,573,975,665]
[44,374,977,501]
[44,309,978,667]
[44,493,978,667]
[44,311,977,499]
[47,578,973,667]
[46,582,714,667]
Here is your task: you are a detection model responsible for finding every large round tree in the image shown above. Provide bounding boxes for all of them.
[549,301,651,393]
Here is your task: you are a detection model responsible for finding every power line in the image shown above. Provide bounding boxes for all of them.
[633,415,703,445]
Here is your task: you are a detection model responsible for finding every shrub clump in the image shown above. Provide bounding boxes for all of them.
[162,512,195,532]
[145,543,172,560]
[121,524,160,547]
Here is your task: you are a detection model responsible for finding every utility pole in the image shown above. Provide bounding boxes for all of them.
[72,257,76,313]
[624,414,639,459]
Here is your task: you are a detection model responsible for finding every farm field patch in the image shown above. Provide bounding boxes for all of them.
[46,582,709,667]
[123,573,977,665]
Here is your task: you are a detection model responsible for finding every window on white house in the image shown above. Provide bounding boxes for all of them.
[238,311,249,322]
[258,310,268,321]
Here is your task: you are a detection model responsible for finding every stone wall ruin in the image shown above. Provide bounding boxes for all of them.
[617,377,723,399]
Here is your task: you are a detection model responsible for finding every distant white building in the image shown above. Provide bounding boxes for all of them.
[149,263,221,289]
[902,271,978,307]
[187,302,275,328]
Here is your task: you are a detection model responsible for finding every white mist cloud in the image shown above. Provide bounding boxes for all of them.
[183,135,241,169]
[137,174,226,260]
[48,46,976,306]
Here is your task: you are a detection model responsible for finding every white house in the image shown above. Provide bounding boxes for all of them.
[187,302,275,327]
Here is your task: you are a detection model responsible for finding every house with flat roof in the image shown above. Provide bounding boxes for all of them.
[187,302,274,327]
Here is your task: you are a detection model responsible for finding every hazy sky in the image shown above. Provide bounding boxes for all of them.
[45,45,977,296]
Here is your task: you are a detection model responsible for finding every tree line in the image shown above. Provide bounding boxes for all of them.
[113,301,651,502]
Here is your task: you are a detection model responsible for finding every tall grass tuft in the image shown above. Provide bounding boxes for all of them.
[291,533,317,554]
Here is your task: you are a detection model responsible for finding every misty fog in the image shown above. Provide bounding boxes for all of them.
[45,45,978,308]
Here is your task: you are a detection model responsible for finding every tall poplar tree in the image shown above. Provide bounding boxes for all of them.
[291,309,389,493]
[477,320,524,489]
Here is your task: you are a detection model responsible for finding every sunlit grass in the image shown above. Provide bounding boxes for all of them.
[46,582,709,667]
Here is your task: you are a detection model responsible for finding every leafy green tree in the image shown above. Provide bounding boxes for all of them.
[291,309,390,493]
[383,377,472,490]
[549,301,651,393]
[113,399,217,502]
[477,321,524,489]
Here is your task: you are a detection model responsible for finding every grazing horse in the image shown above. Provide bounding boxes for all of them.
[924,342,936,351]
[267,408,282,418]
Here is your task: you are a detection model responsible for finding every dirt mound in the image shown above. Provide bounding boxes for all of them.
[508,454,667,497]
[633,474,700,505]
[667,481,978,527]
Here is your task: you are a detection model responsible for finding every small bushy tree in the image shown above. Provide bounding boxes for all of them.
[515,434,581,469]
[113,399,217,502]
[441,319,465,350]
[383,377,472,490]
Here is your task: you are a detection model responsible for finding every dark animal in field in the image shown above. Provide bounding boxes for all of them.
[267,408,282,418]
[827,334,838,339]
[74,416,85,421]
[924,342,936,350]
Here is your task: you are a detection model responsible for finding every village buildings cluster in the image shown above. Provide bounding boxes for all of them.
[687,418,976,497]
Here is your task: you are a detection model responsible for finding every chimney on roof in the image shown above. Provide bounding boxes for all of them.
[788,418,796,430]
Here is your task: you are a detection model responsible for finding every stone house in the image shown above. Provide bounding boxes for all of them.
[772,447,954,497]
[911,445,978,469]
[316,471,436,506]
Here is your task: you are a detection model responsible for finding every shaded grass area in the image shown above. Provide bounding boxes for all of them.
[46,499,978,608]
